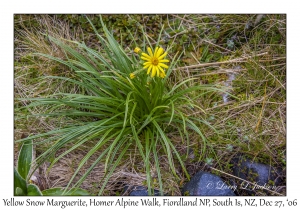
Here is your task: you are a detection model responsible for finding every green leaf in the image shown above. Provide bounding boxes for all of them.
[42,188,90,196]
[98,139,131,195]
[153,133,164,195]
[144,129,152,195]
[17,140,33,180]
[14,168,27,195]
[15,187,25,196]
[27,184,43,196]
[152,120,178,179]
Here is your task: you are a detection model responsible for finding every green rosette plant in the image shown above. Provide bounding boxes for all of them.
[16,16,219,195]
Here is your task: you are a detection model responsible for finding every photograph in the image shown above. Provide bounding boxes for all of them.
[14,14,286,196]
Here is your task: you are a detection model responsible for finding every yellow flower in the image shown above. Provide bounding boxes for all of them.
[129,73,135,79]
[134,47,141,54]
[141,47,169,78]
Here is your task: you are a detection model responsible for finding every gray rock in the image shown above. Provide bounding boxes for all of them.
[232,156,283,195]
[254,15,265,26]
[124,185,161,196]
[182,171,236,196]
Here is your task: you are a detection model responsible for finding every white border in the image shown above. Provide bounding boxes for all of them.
[2,1,298,209]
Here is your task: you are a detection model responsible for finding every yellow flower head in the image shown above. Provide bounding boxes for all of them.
[141,47,169,78]
[129,73,135,79]
[134,47,141,54]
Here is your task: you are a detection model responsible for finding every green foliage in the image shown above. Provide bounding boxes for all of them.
[16,16,218,195]
[14,14,286,196]
[27,184,43,196]
[14,139,32,195]
[17,140,33,180]
[14,168,27,195]
[14,139,89,196]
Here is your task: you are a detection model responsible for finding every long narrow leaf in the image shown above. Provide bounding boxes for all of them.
[17,140,33,180]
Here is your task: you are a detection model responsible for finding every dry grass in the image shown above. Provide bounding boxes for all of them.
[14,14,286,196]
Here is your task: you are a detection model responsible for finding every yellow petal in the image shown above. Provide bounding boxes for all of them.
[130,73,135,79]
[141,56,151,61]
[156,47,164,57]
[142,53,151,59]
[143,64,151,69]
[143,62,152,65]
[151,66,156,77]
[147,47,153,57]
[159,70,166,78]
[158,52,167,60]
[158,63,169,69]
[159,59,169,63]
[134,47,141,54]
[157,65,164,72]
[159,66,166,78]
[156,66,160,77]
[153,47,159,57]
[147,66,152,74]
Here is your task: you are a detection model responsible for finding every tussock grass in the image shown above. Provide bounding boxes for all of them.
[14,14,286,196]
